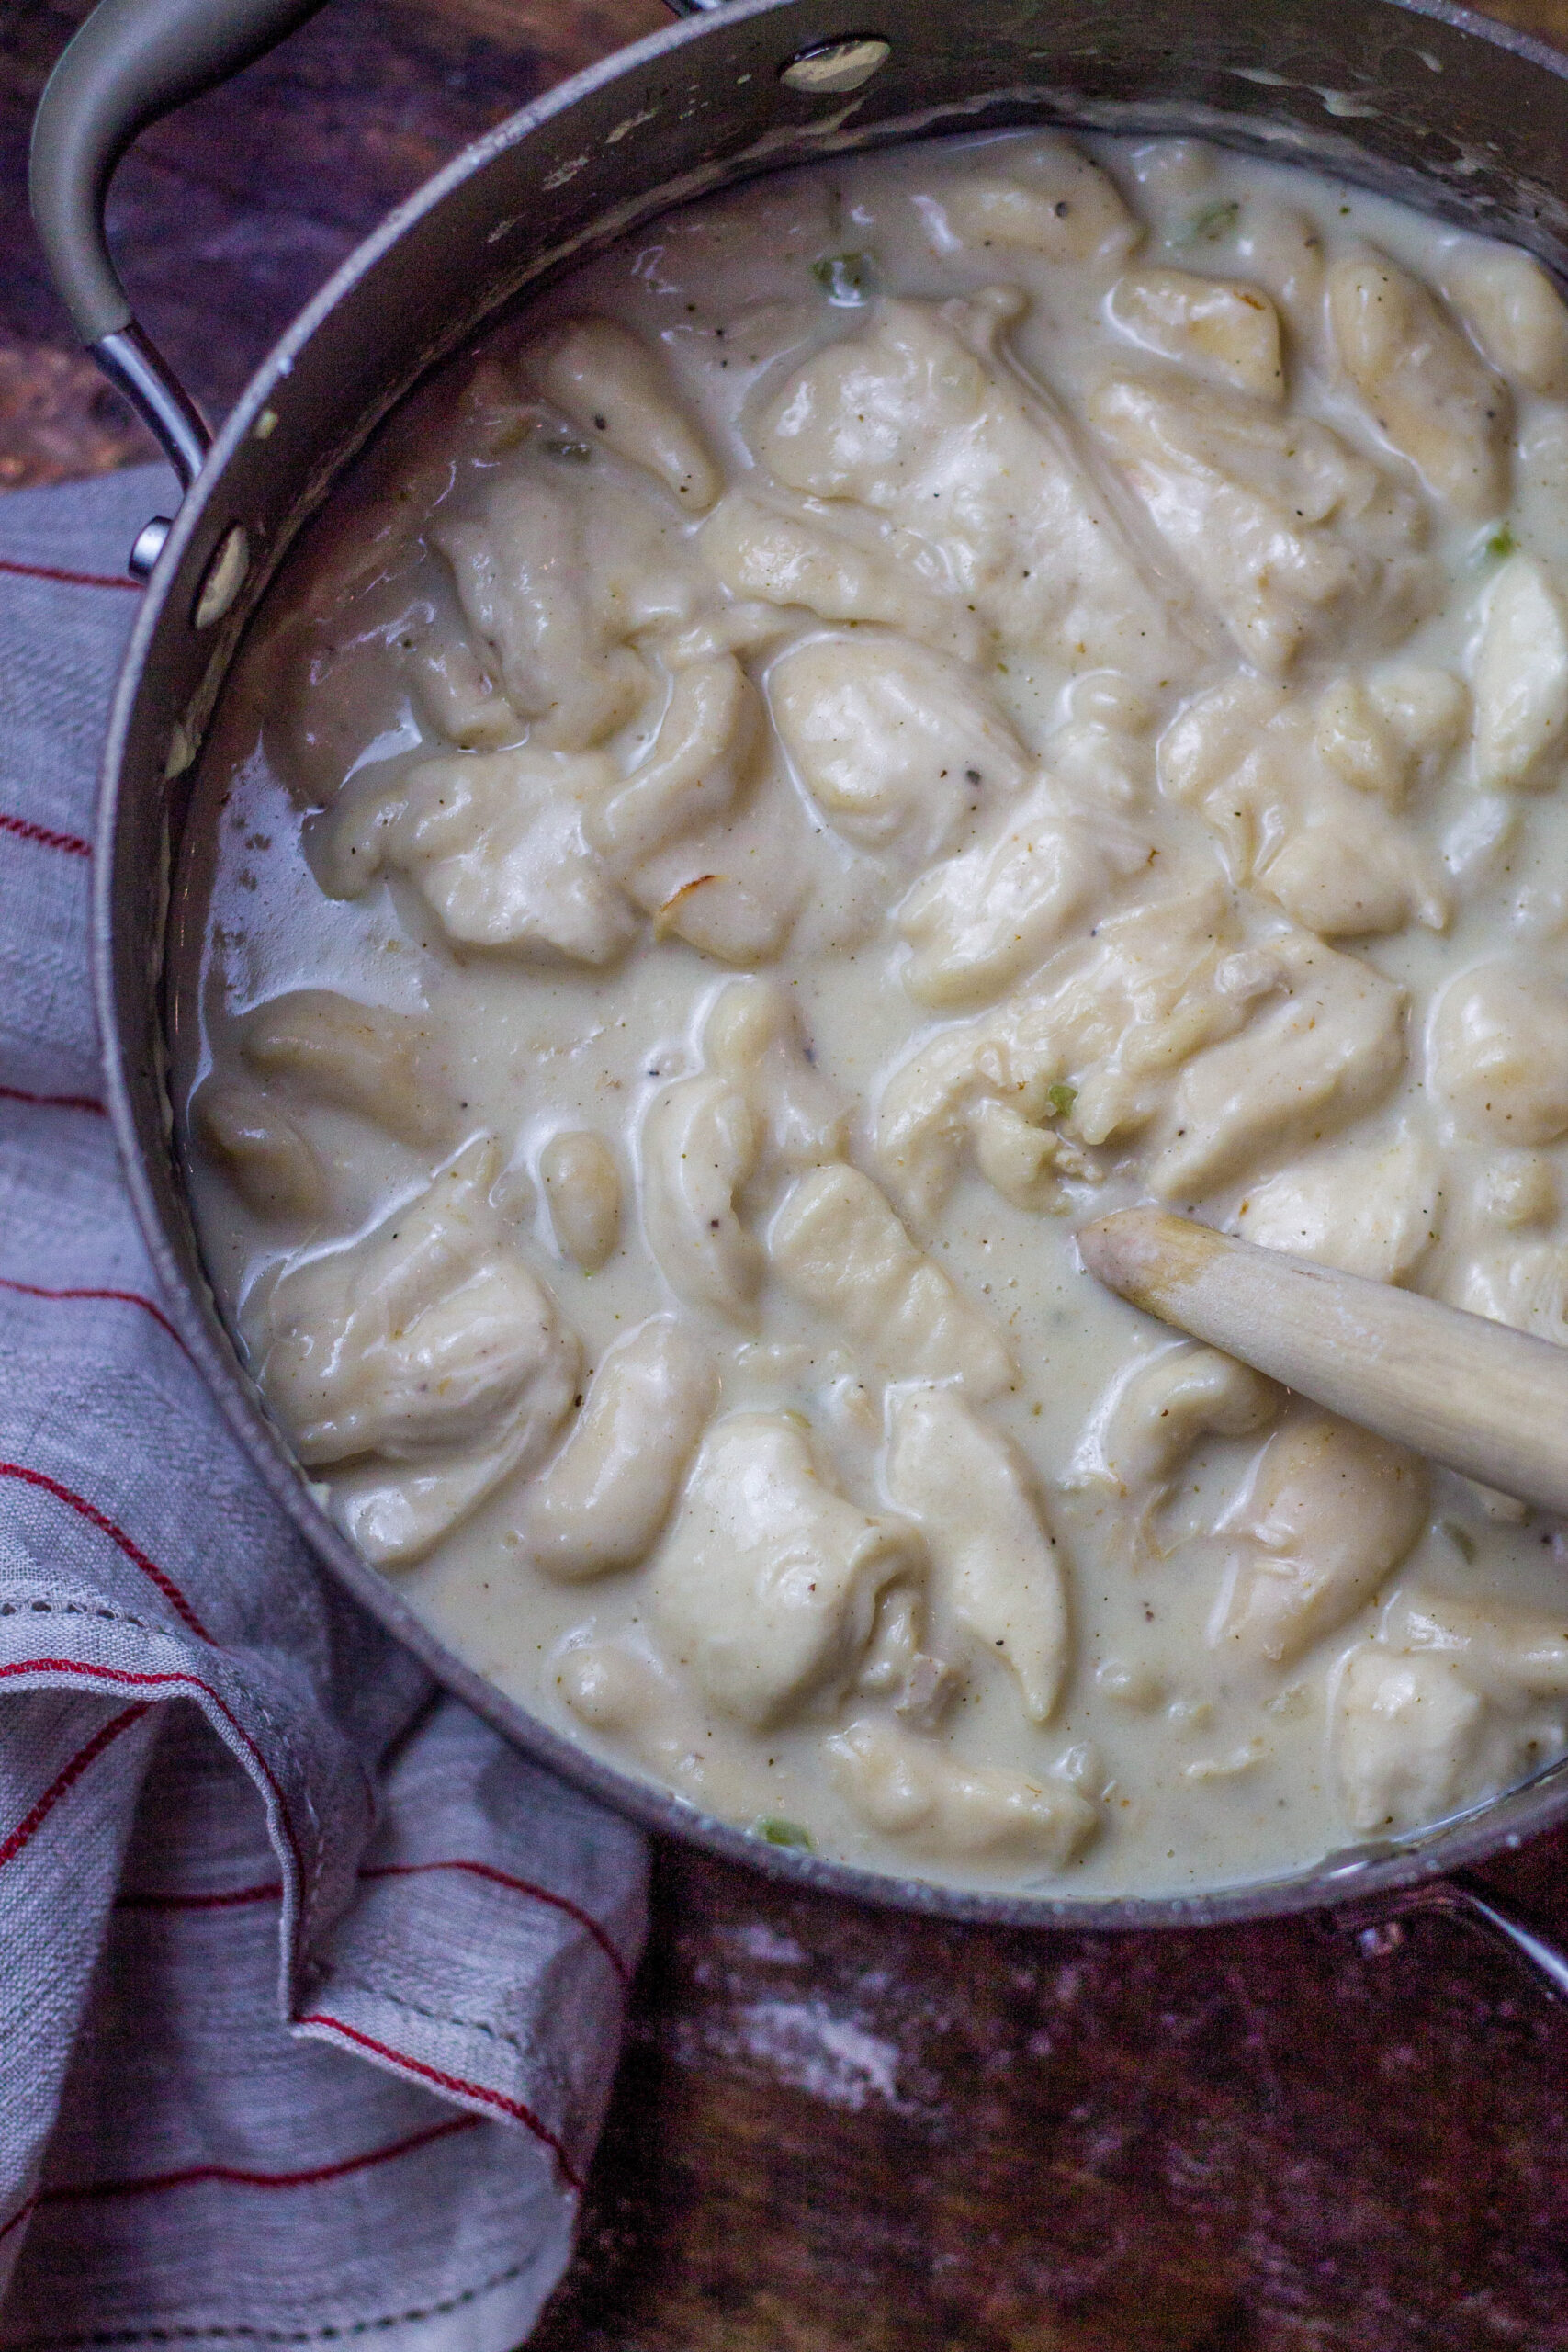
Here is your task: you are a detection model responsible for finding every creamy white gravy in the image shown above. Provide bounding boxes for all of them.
[170,132,1568,1896]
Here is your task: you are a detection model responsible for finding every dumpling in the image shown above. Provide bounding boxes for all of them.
[1149,933,1407,1200]
[1448,1240,1568,1345]
[241,991,451,1148]
[1334,1647,1495,1836]
[539,1131,621,1272]
[1336,1592,1568,1833]
[697,493,978,660]
[1328,247,1510,516]
[1233,1127,1442,1284]
[876,876,1252,1223]
[1215,1411,1428,1666]
[1158,675,1449,936]
[639,1074,762,1325]
[702,978,846,1170]
[434,474,651,750]
[1432,960,1568,1146]
[1471,555,1568,791]
[828,1719,1097,1867]
[254,1139,580,1565]
[885,1385,1069,1722]
[917,136,1140,266]
[769,1164,1013,1396]
[769,633,1030,862]
[1072,1343,1280,1498]
[193,1081,325,1222]
[522,1317,716,1578]
[400,623,519,752]
[589,654,797,967]
[527,317,719,509]
[589,656,761,876]
[897,776,1153,1008]
[651,1411,924,1725]
[1442,246,1568,399]
[1314,663,1467,807]
[650,870,795,967]
[1109,268,1284,401]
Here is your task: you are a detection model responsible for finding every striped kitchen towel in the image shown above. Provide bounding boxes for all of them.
[0,464,648,2349]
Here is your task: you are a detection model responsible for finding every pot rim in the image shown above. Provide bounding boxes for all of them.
[94,0,1568,1934]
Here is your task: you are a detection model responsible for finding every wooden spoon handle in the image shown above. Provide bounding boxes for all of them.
[1077,1206,1568,1516]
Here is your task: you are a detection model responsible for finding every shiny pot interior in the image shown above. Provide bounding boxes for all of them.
[98,0,1568,1928]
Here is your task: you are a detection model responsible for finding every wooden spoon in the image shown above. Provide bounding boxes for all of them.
[1077,1206,1568,1516]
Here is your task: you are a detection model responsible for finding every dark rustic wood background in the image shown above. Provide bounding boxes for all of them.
[5,3,1568,2343]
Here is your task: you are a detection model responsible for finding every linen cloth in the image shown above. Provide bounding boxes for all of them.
[0,465,649,2347]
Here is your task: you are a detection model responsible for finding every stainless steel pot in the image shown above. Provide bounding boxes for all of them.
[29,0,1568,1973]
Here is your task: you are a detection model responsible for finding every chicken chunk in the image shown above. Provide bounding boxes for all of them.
[1090,375,1427,673]
[255,1139,580,1565]
[754,293,1188,685]
[323,747,637,965]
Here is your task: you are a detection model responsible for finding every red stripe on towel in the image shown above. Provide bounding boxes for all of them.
[0,556,141,592]
[359,1858,632,1984]
[0,1463,212,1641]
[0,1703,150,1872]
[0,1084,106,1115]
[0,812,91,857]
[0,1278,191,1359]
[0,2115,480,2245]
[295,2012,585,2190]
[0,1660,310,1963]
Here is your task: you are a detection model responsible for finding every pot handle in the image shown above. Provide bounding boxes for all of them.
[29,0,331,515]
[1337,1870,1568,2002]
[28,0,719,572]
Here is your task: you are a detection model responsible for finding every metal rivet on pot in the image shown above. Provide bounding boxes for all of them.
[128,515,171,580]
[779,36,891,95]
[194,524,251,630]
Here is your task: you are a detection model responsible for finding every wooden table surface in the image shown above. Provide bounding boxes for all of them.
[7,4,1568,2343]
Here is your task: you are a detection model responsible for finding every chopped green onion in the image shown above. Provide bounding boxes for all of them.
[1181,198,1241,246]
[753,1815,816,1850]
[1049,1081,1078,1119]
[1485,525,1517,560]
